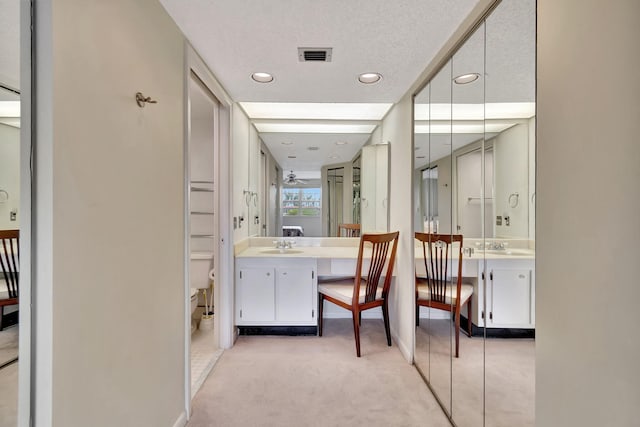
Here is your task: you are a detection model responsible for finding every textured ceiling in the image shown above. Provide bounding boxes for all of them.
[159,0,482,171]
[159,0,480,103]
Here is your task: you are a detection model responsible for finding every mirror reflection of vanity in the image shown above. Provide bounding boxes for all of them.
[413,1,535,426]
[321,143,389,236]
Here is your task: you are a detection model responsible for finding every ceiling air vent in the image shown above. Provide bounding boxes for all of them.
[298,47,333,62]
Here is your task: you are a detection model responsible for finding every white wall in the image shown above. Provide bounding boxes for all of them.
[493,122,528,238]
[380,94,414,362]
[232,104,251,242]
[35,0,186,425]
[537,1,640,425]
[232,105,281,240]
[0,123,20,229]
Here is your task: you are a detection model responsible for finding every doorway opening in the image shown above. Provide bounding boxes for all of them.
[187,71,223,398]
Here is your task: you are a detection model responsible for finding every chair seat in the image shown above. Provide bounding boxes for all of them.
[318,278,383,305]
[416,279,473,305]
[0,280,8,300]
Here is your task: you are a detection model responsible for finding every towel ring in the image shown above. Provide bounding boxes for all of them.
[508,192,519,208]
[0,190,8,203]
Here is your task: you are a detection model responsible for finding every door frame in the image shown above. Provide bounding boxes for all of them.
[183,43,234,418]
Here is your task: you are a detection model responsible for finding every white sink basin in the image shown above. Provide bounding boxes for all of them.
[260,249,304,255]
[485,249,534,257]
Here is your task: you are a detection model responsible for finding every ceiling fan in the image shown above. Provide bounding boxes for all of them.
[284,171,307,185]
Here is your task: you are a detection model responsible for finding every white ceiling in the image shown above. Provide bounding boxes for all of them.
[159,0,482,172]
[1,1,534,172]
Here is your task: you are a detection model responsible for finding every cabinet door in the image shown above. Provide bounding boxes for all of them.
[275,267,315,322]
[490,269,532,326]
[237,267,275,322]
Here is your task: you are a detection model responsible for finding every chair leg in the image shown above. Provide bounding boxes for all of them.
[466,299,473,337]
[416,304,419,326]
[0,306,3,332]
[358,312,362,326]
[352,310,361,357]
[318,293,324,336]
[382,300,392,347]
[454,309,461,358]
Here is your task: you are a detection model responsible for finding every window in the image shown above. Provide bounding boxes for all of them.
[282,187,321,216]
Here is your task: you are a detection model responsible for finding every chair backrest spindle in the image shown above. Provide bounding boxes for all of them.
[416,232,463,305]
[0,229,20,300]
[353,232,399,305]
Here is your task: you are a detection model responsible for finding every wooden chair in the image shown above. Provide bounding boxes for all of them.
[415,232,472,358]
[318,231,399,357]
[338,223,360,237]
[0,230,19,331]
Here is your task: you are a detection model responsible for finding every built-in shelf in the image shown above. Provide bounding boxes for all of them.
[191,211,215,215]
[191,187,214,193]
[191,234,215,238]
[191,180,214,184]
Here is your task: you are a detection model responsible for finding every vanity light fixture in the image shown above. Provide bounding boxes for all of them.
[251,72,274,83]
[453,73,480,85]
[358,72,382,84]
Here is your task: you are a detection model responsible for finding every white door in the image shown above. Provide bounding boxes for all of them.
[275,267,315,322]
[490,269,532,326]
[237,267,275,322]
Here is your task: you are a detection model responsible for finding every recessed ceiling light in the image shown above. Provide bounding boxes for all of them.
[281,141,294,145]
[335,141,348,146]
[358,72,382,84]
[251,72,274,83]
[453,73,480,85]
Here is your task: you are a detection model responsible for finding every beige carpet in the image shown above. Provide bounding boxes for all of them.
[415,319,534,427]
[0,326,18,367]
[187,318,451,427]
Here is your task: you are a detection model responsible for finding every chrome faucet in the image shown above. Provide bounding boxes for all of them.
[486,241,506,250]
[273,239,294,250]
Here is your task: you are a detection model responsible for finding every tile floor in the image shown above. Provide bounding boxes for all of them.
[190,321,222,398]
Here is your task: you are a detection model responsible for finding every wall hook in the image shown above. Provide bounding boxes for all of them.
[135,92,158,108]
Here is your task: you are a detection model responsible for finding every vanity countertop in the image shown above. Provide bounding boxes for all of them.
[234,237,534,260]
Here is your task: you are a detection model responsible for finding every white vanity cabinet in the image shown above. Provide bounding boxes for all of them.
[235,258,317,326]
[472,258,535,329]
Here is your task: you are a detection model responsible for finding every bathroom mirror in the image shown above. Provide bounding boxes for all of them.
[450,21,485,427]
[414,59,454,416]
[413,1,536,426]
[325,166,345,236]
[360,144,389,233]
[483,1,536,425]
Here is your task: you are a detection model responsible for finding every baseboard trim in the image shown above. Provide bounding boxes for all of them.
[391,326,412,363]
[238,326,318,336]
[172,411,187,427]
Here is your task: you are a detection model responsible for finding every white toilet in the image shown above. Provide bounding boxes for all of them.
[190,288,199,333]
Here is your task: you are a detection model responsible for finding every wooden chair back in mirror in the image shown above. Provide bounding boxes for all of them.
[338,223,361,237]
[0,230,19,331]
[415,232,473,358]
[318,231,399,357]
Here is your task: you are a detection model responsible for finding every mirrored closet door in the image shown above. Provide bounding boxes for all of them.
[413,1,536,426]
